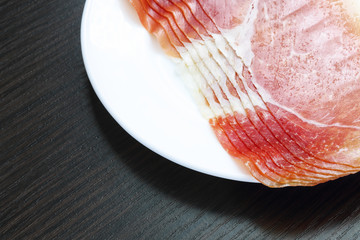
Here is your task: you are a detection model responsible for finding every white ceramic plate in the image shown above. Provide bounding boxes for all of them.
[81,0,257,183]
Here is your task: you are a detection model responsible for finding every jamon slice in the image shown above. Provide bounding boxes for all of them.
[250,0,360,165]
[135,0,304,185]
[181,0,360,166]
[139,0,345,184]
[165,0,360,177]
[151,1,359,175]
[128,0,360,187]
[252,0,360,127]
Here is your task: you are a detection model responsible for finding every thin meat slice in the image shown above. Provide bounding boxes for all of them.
[160,0,356,176]
[181,0,360,172]
[134,0,358,185]
[142,0,344,182]
[251,0,360,167]
[128,0,360,187]
[130,0,289,184]
[129,0,182,57]
[195,0,252,29]
[138,0,328,184]
[252,0,360,127]
[134,0,322,185]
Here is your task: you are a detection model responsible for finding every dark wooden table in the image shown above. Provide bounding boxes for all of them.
[1,0,360,239]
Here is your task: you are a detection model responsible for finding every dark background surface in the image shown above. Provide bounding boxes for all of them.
[1,0,360,239]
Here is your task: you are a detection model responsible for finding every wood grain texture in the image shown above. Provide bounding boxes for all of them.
[1,0,360,239]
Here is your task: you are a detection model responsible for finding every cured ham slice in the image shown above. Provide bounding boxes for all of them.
[128,0,360,187]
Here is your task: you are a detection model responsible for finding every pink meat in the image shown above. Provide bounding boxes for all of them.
[251,0,360,127]
[128,0,360,187]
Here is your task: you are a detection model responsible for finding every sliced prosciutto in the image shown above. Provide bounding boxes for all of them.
[128,0,360,187]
